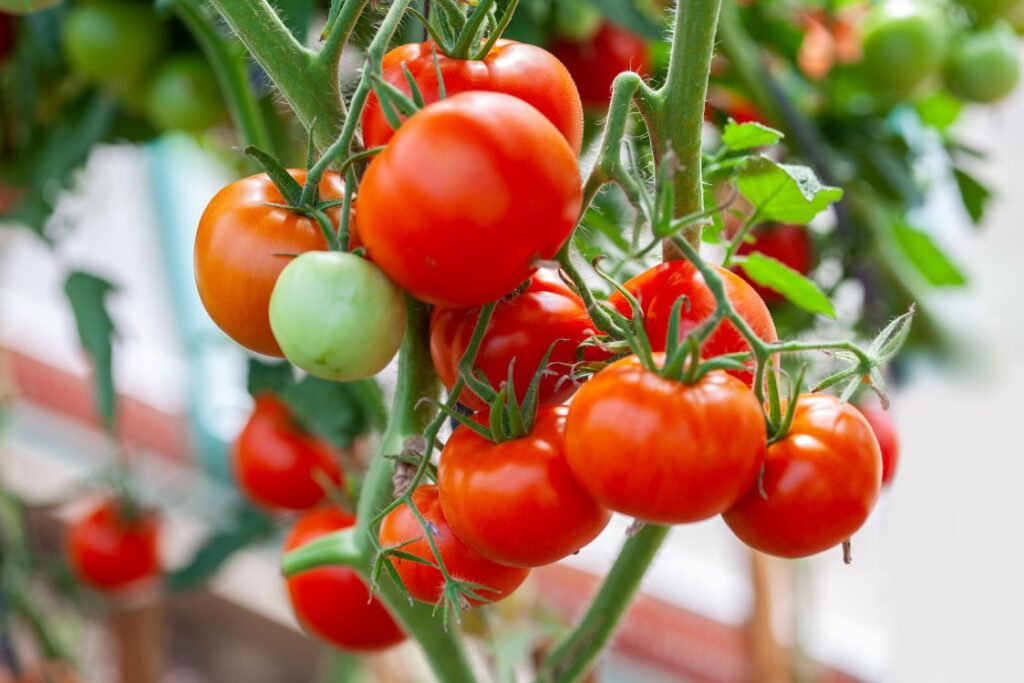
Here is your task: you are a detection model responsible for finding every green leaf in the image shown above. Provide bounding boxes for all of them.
[282,377,375,449]
[891,223,967,287]
[165,504,275,592]
[740,253,836,318]
[64,272,118,431]
[721,120,784,151]
[952,168,992,226]
[737,156,844,225]
[246,358,294,398]
[914,91,962,130]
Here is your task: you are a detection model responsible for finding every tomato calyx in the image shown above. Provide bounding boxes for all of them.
[406,0,519,61]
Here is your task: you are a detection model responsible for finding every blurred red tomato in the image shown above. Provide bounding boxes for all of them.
[551,22,649,107]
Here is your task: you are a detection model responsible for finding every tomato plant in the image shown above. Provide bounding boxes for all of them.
[430,269,601,410]
[145,54,226,133]
[194,170,344,356]
[609,260,778,385]
[66,498,159,591]
[232,395,344,512]
[269,251,406,382]
[356,91,582,308]
[62,0,167,90]
[944,22,1021,103]
[564,356,767,524]
[734,224,815,304]
[860,1,949,94]
[438,405,610,568]
[859,402,901,487]
[284,508,406,651]
[361,40,584,154]
[550,22,650,107]
[378,486,529,606]
[724,394,882,558]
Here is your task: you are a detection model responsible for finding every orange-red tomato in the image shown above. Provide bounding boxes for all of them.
[858,402,900,487]
[735,224,815,304]
[67,498,159,591]
[356,92,582,308]
[233,395,344,512]
[430,269,602,411]
[724,394,882,558]
[438,406,610,567]
[194,170,344,356]
[284,508,405,651]
[361,40,584,155]
[609,260,777,385]
[378,486,529,605]
[550,22,649,107]
[565,356,767,524]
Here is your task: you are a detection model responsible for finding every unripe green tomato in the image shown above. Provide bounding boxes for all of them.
[269,251,406,382]
[861,1,949,94]
[551,0,602,42]
[957,0,1024,20]
[62,0,167,89]
[945,22,1020,102]
[146,55,226,132]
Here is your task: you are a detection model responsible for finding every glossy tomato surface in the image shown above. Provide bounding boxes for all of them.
[438,405,610,567]
[67,498,159,591]
[550,22,649,107]
[285,508,405,651]
[858,402,900,487]
[565,356,767,524]
[610,260,777,385]
[194,170,344,356]
[378,486,529,605]
[233,396,344,512]
[735,224,815,304]
[430,269,601,410]
[724,394,882,558]
[356,92,582,308]
[362,40,583,155]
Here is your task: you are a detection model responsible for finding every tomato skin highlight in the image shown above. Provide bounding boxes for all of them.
[362,40,584,155]
[550,22,650,107]
[269,251,406,382]
[438,406,610,568]
[858,403,900,487]
[734,224,815,304]
[233,396,344,512]
[194,170,344,356]
[565,357,767,524]
[430,270,601,411]
[610,260,777,385]
[378,486,529,605]
[284,508,405,651]
[724,394,882,558]
[67,498,160,591]
[356,92,582,309]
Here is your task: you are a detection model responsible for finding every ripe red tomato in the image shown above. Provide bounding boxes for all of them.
[284,508,405,651]
[67,498,159,591]
[361,40,584,155]
[723,394,882,558]
[858,403,900,487]
[609,260,777,385]
[378,486,529,605]
[565,356,767,524]
[430,269,602,411]
[194,170,344,356]
[233,395,344,512]
[550,22,650,107]
[438,405,610,567]
[356,92,582,308]
[735,224,814,304]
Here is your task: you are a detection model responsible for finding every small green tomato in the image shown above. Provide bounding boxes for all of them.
[270,251,406,381]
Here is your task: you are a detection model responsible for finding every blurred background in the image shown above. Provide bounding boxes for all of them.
[2,0,1023,681]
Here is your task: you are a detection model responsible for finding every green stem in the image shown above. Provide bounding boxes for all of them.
[168,0,274,154]
[652,0,724,250]
[535,525,670,683]
[318,0,370,70]
[205,0,344,151]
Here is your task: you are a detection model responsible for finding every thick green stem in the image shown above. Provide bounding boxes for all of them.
[652,0,724,251]
[535,526,670,683]
[205,0,344,151]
